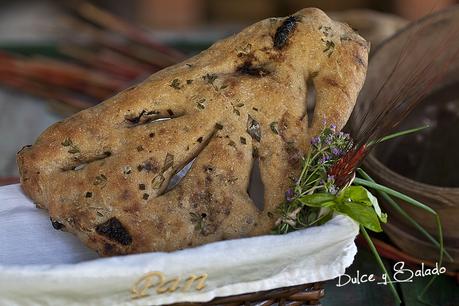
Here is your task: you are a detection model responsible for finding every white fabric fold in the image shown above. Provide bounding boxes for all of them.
[0,184,358,306]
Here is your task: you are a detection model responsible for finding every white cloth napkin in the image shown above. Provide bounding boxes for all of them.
[0,184,359,306]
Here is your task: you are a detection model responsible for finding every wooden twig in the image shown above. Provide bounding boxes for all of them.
[74,2,184,62]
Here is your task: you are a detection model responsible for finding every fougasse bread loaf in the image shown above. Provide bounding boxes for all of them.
[17,8,369,256]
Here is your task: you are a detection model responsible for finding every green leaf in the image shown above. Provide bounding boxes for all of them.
[340,186,387,223]
[339,186,372,206]
[298,193,336,207]
[320,201,337,208]
[337,201,383,232]
[365,188,387,223]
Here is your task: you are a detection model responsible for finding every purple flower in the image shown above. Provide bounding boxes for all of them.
[285,188,295,202]
[327,175,335,182]
[339,131,350,139]
[320,154,330,163]
[331,147,342,156]
[324,135,333,145]
[330,124,337,131]
[311,136,320,146]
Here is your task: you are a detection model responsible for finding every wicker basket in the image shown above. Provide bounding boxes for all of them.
[0,177,19,186]
[170,283,324,306]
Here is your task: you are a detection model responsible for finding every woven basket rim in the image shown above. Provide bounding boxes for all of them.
[168,282,324,305]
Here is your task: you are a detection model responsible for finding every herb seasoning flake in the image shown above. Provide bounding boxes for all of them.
[152,174,165,189]
[163,153,174,171]
[61,138,72,146]
[323,40,335,57]
[203,73,218,84]
[61,138,80,154]
[123,166,132,175]
[170,79,182,90]
[190,212,208,233]
[196,99,206,110]
[94,174,107,187]
[270,122,279,134]
[68,146,80,154]
[247,115,262,142]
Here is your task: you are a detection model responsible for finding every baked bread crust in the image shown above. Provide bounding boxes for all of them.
[17,8,368,256]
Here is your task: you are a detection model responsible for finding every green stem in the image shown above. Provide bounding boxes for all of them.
[360,226,401,305]
[309,209,332,226]
[353,178,436,215]
[367,125,430,147]
[356,168,452,261]
[354,176,444,301]
[303,185,325,195]
[302,165,322,188]
[297,150,311,185]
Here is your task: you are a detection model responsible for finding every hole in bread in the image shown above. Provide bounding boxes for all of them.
[305,77,316,128]
[124,109,181,127]
[248,156,265,210]
[164,158,195,192]
[162,128,218,195]
[62,151,112,171]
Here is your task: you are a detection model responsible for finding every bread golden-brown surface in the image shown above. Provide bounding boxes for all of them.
[17,8,368,256]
